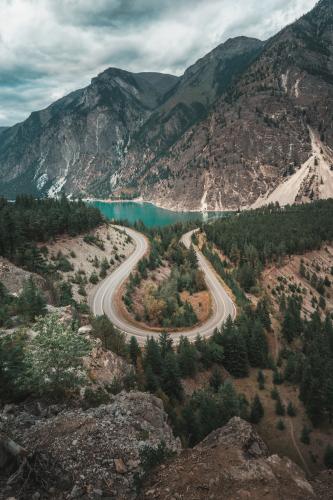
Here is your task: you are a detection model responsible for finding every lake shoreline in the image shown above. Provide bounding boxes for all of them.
[83,196,226,214]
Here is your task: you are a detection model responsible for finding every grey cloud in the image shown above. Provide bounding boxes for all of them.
[0,0,317,126]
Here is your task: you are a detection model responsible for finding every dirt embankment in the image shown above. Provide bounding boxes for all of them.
[42,224,134,303]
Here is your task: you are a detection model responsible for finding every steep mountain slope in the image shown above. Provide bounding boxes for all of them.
[130,0,333,210]
[0,37,263,201]
[0,70,178,199]
[0,0,332,210]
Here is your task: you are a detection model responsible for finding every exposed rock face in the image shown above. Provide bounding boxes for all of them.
[0,257,47,296]
[1,392,181,499]
[0,1,333,209]
[142,417,315,500]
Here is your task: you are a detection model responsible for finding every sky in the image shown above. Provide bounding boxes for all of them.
[0,0,317,127]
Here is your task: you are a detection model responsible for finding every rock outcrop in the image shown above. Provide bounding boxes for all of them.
[0,392,181,499]
[142,417,315,500]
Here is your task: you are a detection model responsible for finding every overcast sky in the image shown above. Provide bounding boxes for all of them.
[0,0,317,127]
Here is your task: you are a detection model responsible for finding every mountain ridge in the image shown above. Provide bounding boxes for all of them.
[0,0,333,209]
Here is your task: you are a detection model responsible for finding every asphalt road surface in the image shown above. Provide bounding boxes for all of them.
[90,225,236,345]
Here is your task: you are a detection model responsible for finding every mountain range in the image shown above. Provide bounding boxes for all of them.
[0,0,333,210]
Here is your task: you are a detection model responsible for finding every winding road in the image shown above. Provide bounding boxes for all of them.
[90,225,236,344]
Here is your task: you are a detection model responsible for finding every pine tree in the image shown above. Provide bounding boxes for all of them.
[276,419,285,431]
[188,245,198,269]
[209,366,223,392]
[250,394,264,424]
[144,337,162,376]
[275,397,285,416]
[248,320,268,368]
[144,364,159,393]
[257,369,265,389]
[324,445,333,469]
[17,277,46,321]
[222,329,249,378]
[161,351,183,401]
[271,387,279,400]
[256,298,271,330]
[129,336,141,366]
[287,401,296,417]
[177,336,197,378]
[218,380,241,423]
[159,331,173,358]
[300,425,311,445]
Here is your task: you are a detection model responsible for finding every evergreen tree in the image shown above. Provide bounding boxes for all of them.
[300,425,311,445]
[275,397,285,416]
[276,419,285,431]
[287,401,296,417]
[271,387,279,400]
[250,394,264,424]
[161,351,183,401]
[144,337,163,376]
[209,366,223,392]
[256,298,271,330]
[257,369,265,389]
[17,277,46,321]
[222,323,249,378]
[159,331,173,358]
[218,380,241,423]
[144,364,159,393]
[247,320,268,368]
[324,445,333,469]
[177,336,198,378]
[129,336,141,366]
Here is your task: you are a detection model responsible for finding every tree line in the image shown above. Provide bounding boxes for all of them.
[0,195,103,272]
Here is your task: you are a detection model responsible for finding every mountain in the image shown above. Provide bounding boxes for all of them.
[132,0,333,210]
[0,0,333,209]
[0,69,178,198]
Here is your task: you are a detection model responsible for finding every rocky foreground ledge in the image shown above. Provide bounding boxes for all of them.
[142,417,315,500]
[0,396,330,499]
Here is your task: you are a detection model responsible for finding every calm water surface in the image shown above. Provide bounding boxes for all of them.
[92,201,226,228]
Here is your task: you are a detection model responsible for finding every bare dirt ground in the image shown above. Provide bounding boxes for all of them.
[42,224,134,303]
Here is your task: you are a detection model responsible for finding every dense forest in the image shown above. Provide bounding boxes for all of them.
[0,195,103,271]
[204,200,333,292]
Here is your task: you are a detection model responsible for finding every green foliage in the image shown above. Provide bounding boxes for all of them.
[250,394,264,423]
[182,381,245,446]
[177,336,198,378]
[287,401,296,417]
[129,336,141,365]
[300,425,311,445]
[0,332,26,401]
[17,277,46,321]
[275,397,286,416]
[24,314,91,398]
[276,419,285,431]
[91,315,127,356]
[140,441,175,472]
[204,200,333,267]
[209,366,223,392]
[0,195,103,272]
[161,351,184,402]
[324,445,333,469]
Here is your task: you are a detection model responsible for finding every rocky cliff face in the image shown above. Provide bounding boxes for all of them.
[0,0,333,210]
[142,417,315,500]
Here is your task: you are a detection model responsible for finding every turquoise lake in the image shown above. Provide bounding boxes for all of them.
[92,201,226,227]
